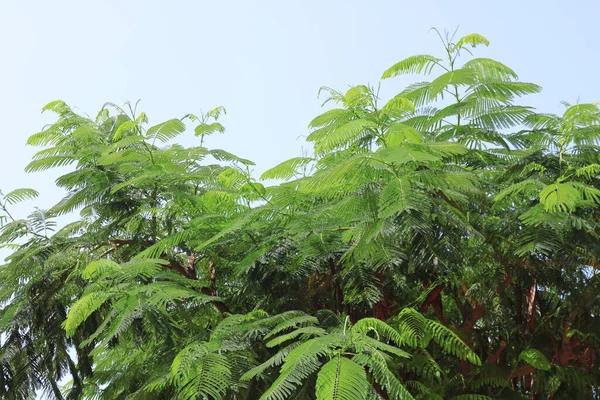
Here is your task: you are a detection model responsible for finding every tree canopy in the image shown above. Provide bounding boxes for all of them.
[1,31,599,399]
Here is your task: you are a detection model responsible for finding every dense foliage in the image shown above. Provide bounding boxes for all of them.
[1,31,599,399]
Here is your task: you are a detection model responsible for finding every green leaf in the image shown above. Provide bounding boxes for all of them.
[539,182,581,212]
[64,292,112,336]
[146,118,186,143]
[382,55,442,79]
[344,85,372,108]
[240,342,302,382]
[426,319,481,365]
[112,120,138,141]
[209,149,255,165]
[309,109,353,130]
[379,178,413,218]
[259,335,340,400]
[519,348,551,371]
[267,326,327,348]
[207,106,226,119]
[315,356,369,400]
[429,69,476,100]
[25,155,77,172]
[495,179,545,202]
[374,146,440,165]
[354,352,414,400]
[453,33,490,50]
[353,318,406,347]
[261,157,314,180]
[382,96,416,115]
[195,122,225,137]
[170,342,231,399]
[42,99,72,115]
[384,124,422,145]
[3,188,39,205]
[82,259,121,279]
[463,58,518,81]
[313,119,379,154]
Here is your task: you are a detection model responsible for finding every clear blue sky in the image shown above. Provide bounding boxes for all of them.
[1,0,599,215]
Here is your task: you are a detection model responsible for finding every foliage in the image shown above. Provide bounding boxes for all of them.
[1,29,599,399]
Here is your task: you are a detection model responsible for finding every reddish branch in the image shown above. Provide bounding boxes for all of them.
[373,270,392,321]
[329,258,345,314]
[434,190,462,212]
[461,271,512,337]
[515,285,523,325]
[168,260,195,279]
[187,253,196,275]
[420,270,513,375]
[208,260,217,296]
[456,271,512,375]
[525,280,537,334]
[372,382,389,399]
[109,238,154,247]
[555,290,597,368]
[487,340,507,366]
[418,253,597,394]
[508,365,536,379]
[421,283,448,326]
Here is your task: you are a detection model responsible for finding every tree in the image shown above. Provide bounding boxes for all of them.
[1,30,599,399]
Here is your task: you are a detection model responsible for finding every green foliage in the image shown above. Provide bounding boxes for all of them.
[519,348,551,371]
[381,55,443,78]
[1,29,599,400]
[316,357,369,400]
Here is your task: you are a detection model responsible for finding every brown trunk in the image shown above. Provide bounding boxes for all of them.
[199,287,230,314]
[372,270,391,321]
[421,284,447,325]
[525,280,537,334]
[487,341,507,365]
[462,303,486,338]
[458,303,486,376]
[336,286,344,314]
[170,259,229,314]
[187,253,197,280]
[209,260,217,296]
[435,190,462,211]
[458,271,512,375]
[168,260,196,279]
[525,373,534,398]
[372,382,389,399]
[329,258,344,314]
[556,291,596,367]
[515,285,523,325]
[509,365,536,379]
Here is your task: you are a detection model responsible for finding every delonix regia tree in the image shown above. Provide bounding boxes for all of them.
[1,31,599,399]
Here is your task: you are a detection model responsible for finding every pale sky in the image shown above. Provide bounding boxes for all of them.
[1,0,599,218]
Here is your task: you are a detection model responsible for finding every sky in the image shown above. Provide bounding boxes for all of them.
[1,0,599,220]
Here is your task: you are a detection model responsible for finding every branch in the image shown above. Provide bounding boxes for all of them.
[508,365,535,379]
[487,340,507,365]
[525,279,537,334]
[433,190,462,212]
[167,259,230,314]
[421,283,448,326]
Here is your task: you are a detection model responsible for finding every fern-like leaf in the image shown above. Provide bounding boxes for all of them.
[316,356,369,400]
[2,188,39,205]
[519,348,551,371]
[382,55,443,79]
[146,118,186,144]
